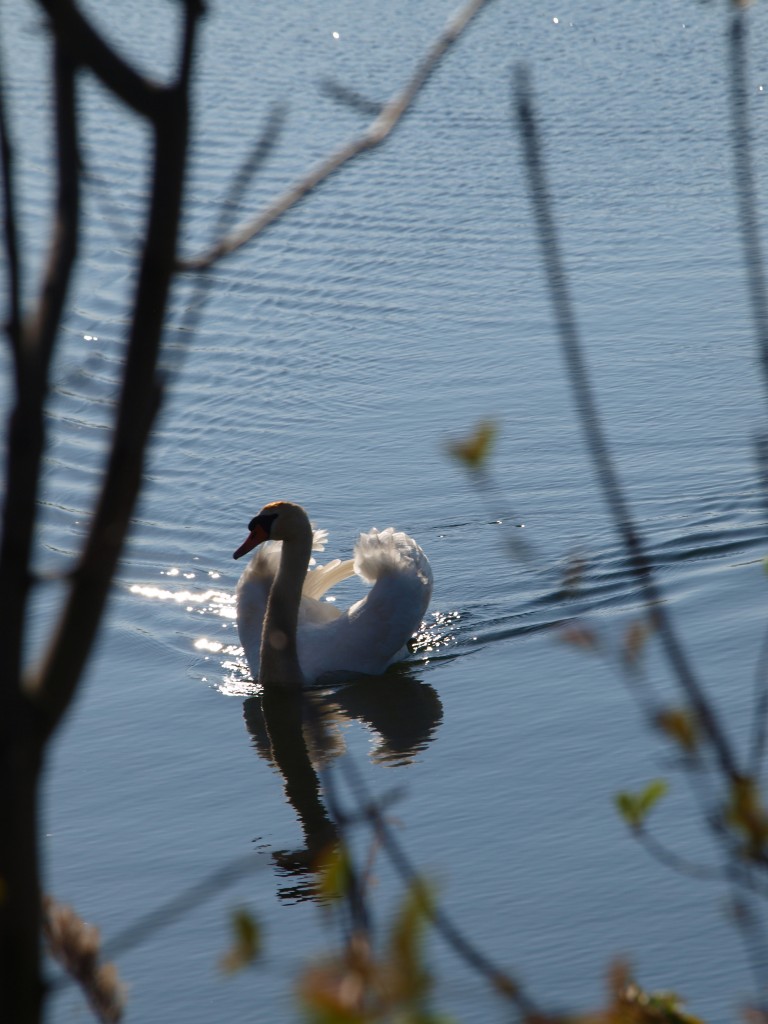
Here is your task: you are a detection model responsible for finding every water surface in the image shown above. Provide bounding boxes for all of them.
[4,0,768,1020]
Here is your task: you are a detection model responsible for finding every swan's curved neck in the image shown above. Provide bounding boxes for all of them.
[259,520,313,690]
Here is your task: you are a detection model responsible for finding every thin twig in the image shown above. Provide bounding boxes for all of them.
[514,65,741,785]
[728,881,768,1015]
[319,79,382,118]
[28,42,80,370]
[213,104,287,243]
[100,853,260,962]
[179,104,287,333]
[46,852,262,998]
[334,748,542,1018]
[0,41,22,371]
[731,8,768,779]
[635,826,730,883]
[729,10,768,399]
[180,0,492,270]
[750,620,768,778]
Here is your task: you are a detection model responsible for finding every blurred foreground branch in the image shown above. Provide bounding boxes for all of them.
[0,1,497,1021]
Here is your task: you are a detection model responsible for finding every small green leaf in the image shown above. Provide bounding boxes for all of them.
[656,708,698,752]
[446,420,498,470]
[316,844,352,903]
[644,991,705,1024]
[637,779,668,815]
[220,907,261,974]
[615,780,668,828]
[389,877,432,971]
[615,792,638,825]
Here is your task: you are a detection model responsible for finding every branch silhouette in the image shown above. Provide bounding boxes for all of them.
[180,0,492,270]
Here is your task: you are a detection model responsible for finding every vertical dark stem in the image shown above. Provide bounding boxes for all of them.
[514,65,740,783]
[729,11,768,398]
[0,39,80,703]
[730,10,768,781]
[0,2,202,1020]
[750,623,768,777]
[0,41,22,369]
[0,37,80,1024]
[31,15,198,733]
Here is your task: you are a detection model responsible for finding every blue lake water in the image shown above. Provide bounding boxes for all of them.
[5,0,768,1020]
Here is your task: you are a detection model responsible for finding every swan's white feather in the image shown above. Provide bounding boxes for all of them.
[302,557,355,601]
[236,521,432,684]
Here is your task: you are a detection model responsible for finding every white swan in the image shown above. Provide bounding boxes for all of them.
[233,501,433,689]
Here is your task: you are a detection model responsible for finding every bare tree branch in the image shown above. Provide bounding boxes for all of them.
[181,0,492,271]
[27,48,81,372]
[0,45,22,371]
[0,38,80,710]
[98,853,259,964]
[319,79,382,118]
[213,104,287,241]
[0,27,85,1021]
[36,0,163,117]
[27,1,204,737]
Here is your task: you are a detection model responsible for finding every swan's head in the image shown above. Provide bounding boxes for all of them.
[233,501,310,559]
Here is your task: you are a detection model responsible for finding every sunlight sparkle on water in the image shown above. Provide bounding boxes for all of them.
[130,583,219,606]
[332,30,340,39]
[411,610,461,655]
[218,655,256,697]
[194,638,224,653]
[129,580,236,620]
[130,576,243,689]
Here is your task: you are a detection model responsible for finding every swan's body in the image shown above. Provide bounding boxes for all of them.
[234,502,433,689]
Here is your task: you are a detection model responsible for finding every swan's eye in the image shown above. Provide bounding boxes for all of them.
[248,512,278,534]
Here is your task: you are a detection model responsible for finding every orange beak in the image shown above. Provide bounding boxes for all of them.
[233,522,271,559]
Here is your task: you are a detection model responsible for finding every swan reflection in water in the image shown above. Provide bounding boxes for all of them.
[243,667,443,902]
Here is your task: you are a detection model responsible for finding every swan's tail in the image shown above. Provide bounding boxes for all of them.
[354,527,433,588]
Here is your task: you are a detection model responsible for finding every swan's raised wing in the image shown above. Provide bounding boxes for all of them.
[302,558,355,601]
[298,558,356,628]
